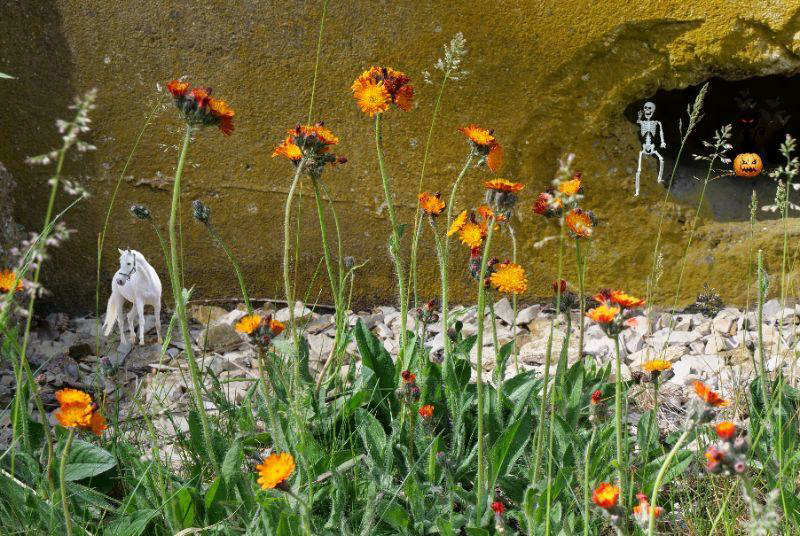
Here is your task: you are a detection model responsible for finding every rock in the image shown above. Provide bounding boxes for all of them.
[694,320,712,337]
[584,335,616,359]
[275,301,313,323]
[626,315,649,336]
[689,341,705,354]
[28,340,67,366]
[188,304,229,326]
[649,328,701,348]
[609,362,631,382]
[762,299,782,322]
[704,332,736,354]
[198,322,242,351]
[516,305,541,325]
[374,323,394,340]
[68,342,93,360]
[624,332,645,354]
[673,315,693,331]
[493,297,515,325]
[307,333,334,359]
[348,312,383,329]
[712,313,735,336]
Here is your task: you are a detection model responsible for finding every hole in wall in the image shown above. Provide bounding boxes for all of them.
[625,75,800,221]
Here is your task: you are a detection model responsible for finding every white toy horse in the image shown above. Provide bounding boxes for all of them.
[103,249,162,345]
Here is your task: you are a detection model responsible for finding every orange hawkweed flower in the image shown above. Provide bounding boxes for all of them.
[484,179,524,193]
[89,412,108,437]
[418,192,445,216]
[458,124,503,171]
[491,501,505,514]
[591,389,603,405]
[235,314,263,335]
[592,482,619,509]
[272,138,303,161]
[419,404,434,419]
[0,269,23,294]
[566,208,592,238]
[715,421,736,440]
[459,222,485,248]
[558,173,582,196]
[459,124,496,146]
[586,303,620,324]
[610,290,644,308]
[633,493,663,521]
[533,190,562,218]
[401,370,416,383]
[166,79,235,135]
[447,210,468,237]
[693,381,729,407]
[269,318,285,337]
[166,79,190,98]
[352,66,412,115]
[705,445,724,467]
[489,262,528,294]
[208,98,235,135]
[642,360,672,373]
[256,452,296,490]
[56,403,93,428]
[56,388,92,407]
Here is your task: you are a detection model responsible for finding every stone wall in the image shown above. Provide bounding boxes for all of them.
[3,0,800,313]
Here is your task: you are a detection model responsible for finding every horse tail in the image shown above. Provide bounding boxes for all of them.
[103,290,121,336]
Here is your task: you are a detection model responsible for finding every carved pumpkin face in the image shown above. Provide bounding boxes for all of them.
[733,153,762,177]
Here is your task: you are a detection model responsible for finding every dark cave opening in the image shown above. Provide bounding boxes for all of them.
[625,74,800,221]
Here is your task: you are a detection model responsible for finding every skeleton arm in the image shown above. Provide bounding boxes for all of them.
[657,120,666,148]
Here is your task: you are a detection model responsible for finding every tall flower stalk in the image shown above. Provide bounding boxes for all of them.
[163,80,236,472]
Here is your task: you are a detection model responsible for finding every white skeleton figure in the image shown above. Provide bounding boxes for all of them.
[103,249,162,345]
[634,101,666,196]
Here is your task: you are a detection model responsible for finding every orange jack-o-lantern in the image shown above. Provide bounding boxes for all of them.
[733,153,763,177]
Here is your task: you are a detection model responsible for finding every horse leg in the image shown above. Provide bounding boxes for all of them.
[136,298,146,345]
[127,306,137,343]
[116,302,126,340]
[153,299,162,343]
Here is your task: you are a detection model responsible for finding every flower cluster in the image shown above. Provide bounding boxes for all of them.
[685,380,729,426]
[641,359,672,382]
[593,482,626,529]
[396,369,420,405]
[589,388,608,423]
[489,262,528,294]
[272,123,346,177]
[256,451,296,490]
[235,313,285,350]
[166,79,234,135]
[632,493,664,530]
[705,421,748,475]
[448,205,503,249]
[0,269,23,294]
[484,178,524,220]
[533,163,596,239]
[565,208,596,238]
[533,190,563,218]
[130,204,152,221]
[467,247,498,288]
[414,299,439,325]
[54,388,107,436]
[191,199,212,226]
[352,67,413,116]
[459,124,504,172]
[586,289,644,336]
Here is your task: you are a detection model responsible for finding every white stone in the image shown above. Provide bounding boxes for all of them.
[493,297,515,325]
[516,305,541,325]
[673,315,693,331]
[712,314,734,336]
[762,299,782,321]
[649,328,701,348]
[704,332,736,354]
[275,301,313,323]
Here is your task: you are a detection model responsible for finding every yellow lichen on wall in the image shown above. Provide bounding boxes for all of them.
[2,1,800,312]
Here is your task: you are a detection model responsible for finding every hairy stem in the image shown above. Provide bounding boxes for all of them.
[59,428,75,536]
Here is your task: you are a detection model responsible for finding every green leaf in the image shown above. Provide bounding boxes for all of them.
[436,517,456,536]
[204,475,227,523]
[354,319,397,412]
[356,409,388,470]
[381,502,410,530]
[187,409,204,458]
[103,509,157,536]
[464,528,490,535]
[489,412,532,488]
[222,438,243,483]
[173,486,197,529]
[62,439,116,481]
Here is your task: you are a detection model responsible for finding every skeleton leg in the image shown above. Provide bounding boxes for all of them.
[635,150,645,196]
[653,150,665,184]
[136,298,146,345]
[127,306,137,343]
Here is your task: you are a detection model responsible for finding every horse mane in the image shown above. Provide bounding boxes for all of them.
[123,249,162,292]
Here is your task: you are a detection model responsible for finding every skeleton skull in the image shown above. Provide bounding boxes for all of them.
[643,102,656,119]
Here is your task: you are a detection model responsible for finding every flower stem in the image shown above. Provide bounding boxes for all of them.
[60,428,75,536]
[532,221,565,482]
[545,312,571,536]
[583,426,596,536]
[613,336,626,501]
[575,238,586,357]
[474,217,496,524]
[510,225,520,374]
[167,126,219,472]
[441,152,474,360]
[647,427,691,535]
[374,115,408,362]
[283,161,305,354]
